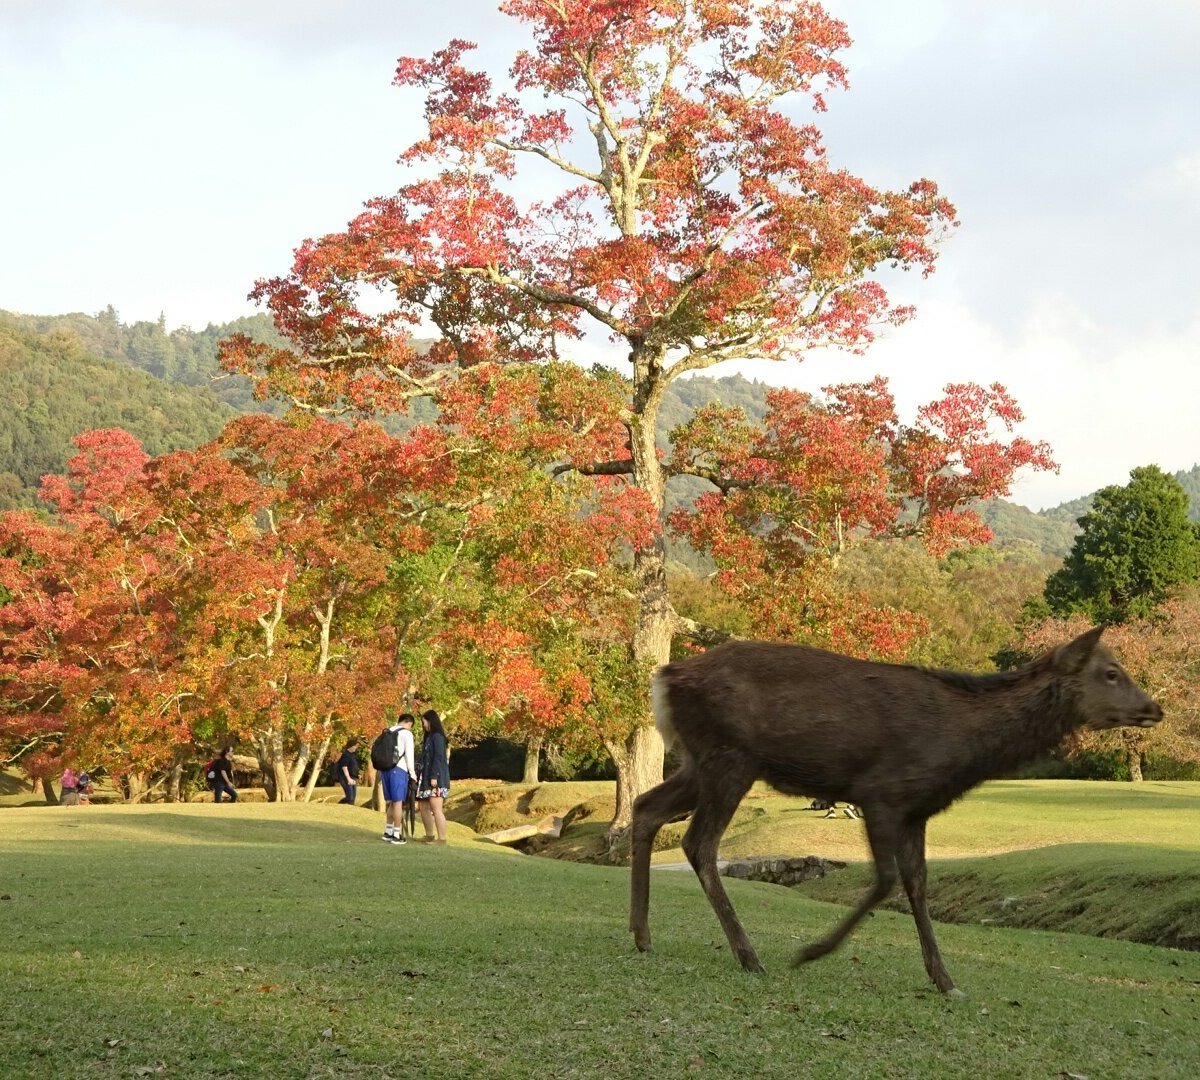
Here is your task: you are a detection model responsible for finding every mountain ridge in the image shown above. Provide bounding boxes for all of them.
[3,306,1196,558]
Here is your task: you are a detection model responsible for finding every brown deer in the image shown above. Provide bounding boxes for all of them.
[629,628,1162,995]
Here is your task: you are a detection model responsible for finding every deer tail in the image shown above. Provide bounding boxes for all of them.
[650,667,677,751]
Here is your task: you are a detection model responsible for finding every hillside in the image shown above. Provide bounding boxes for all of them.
[3,306,1196,556]
[1,306,285,416]
[0,315,237,511]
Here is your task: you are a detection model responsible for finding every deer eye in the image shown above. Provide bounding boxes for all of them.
[1104,668,1120,682]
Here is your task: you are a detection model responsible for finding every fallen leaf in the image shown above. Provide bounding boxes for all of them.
[320,1029,334,1040]
[258,984,279,993]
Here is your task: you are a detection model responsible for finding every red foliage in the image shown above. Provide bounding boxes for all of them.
[668,377,1056,657]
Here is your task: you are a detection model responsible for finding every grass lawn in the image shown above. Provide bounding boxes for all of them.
[2,789,1200,1078]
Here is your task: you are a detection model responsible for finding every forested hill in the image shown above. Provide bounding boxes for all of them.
[0,314,236,511]
[2,307,1196,556]
[1,306,284,416]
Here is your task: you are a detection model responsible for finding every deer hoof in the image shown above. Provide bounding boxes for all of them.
[792,941,832,967]
[944,987,967,1001]
[738,952,766,974]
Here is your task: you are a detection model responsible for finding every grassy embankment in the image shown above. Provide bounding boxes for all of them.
[2,780,1199,1078]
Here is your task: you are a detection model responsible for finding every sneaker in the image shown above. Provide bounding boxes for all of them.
[391,834,407,845]
[822,809,836,819]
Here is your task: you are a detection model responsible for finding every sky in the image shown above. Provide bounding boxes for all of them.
[1,0,1198,510]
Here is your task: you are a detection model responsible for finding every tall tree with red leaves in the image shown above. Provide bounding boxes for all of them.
[219,1,1009,828]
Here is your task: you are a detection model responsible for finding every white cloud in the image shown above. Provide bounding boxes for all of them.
[1,0,1198,510]
[751,297,1200,510]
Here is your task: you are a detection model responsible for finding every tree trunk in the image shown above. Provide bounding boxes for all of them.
[608,350,673,835]
[40,777,58,805]
[257,731,294,801]
[302,732,333,803]
[167,763,183,803]
[608,722,666,839]
[1127,745,1144,782]
[271,759,293,801]
[125,771,149,803]
[522,736,542,785]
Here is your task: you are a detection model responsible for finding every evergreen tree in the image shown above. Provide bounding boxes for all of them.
[1044,465,1200,624]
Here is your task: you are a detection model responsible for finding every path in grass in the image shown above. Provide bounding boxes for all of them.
[2,799,1200,1078]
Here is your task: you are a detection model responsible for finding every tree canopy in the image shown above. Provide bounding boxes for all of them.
[1044,465,1200,625]
[217,0,1062,829]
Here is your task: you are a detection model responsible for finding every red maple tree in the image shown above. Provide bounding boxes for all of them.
[218,2,1060,828]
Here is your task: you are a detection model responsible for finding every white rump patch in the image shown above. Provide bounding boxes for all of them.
[650,670,676,750]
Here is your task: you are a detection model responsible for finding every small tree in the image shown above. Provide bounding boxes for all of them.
[1044,465,1200,625]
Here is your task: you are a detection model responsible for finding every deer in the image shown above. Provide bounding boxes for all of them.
[629,628,1162,996]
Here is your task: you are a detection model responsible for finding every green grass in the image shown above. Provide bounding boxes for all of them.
[2,798,1200,1078]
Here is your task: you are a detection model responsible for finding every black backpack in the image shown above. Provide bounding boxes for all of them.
[370,727,400,771]
[204,759,218,787]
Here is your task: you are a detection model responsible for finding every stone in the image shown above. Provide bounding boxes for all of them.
[720,855,846,887]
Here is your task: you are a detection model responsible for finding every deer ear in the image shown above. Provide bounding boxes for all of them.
[1056,626,1104,674]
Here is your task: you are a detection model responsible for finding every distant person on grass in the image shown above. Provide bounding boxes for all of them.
[211,746,238,803]
[335,739,361,805]
[416,709,451,845]
[59,766,79,807]
[374,714,416,845]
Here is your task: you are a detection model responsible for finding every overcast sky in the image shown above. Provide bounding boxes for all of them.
[2,0,1197,510]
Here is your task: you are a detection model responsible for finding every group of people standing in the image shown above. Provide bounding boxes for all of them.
[197,710,451,846]
[334,709,451,846]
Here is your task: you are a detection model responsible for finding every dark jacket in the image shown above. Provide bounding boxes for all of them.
[212,756,235,785]
[419,731,450,790]
[335,750,360,781]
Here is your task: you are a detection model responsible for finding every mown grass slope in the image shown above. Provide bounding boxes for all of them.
[2,798,1199,1078]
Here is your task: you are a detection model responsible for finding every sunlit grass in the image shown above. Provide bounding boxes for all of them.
[2,795,1200,1078]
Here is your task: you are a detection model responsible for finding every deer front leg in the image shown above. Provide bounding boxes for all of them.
[897,819,964,997]
[629,764,698,954]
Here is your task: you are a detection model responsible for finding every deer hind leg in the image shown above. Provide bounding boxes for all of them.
[680,761,762,973]
[630,762,699,953]
[794,805,899,967]
[896,819,961,997]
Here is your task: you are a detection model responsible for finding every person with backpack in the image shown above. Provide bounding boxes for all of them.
[415,709,451,845]
[334,739,361,805]
[210,746,238,803]
[371,714,416,844]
